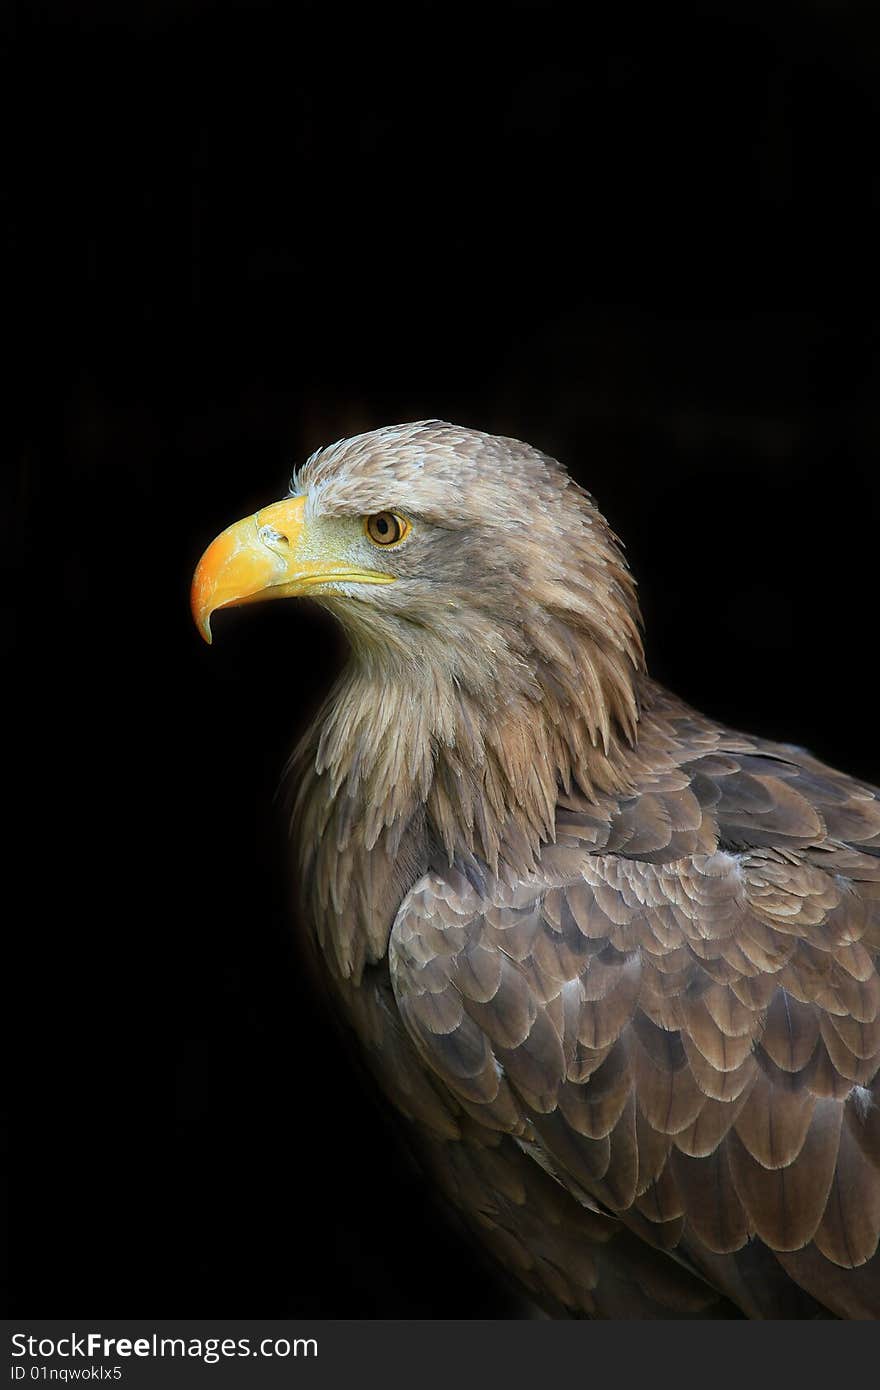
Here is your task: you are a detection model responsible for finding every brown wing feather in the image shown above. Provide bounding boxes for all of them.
[390,701,880,1316]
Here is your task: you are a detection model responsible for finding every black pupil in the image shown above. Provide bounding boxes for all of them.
[377,516,389,534]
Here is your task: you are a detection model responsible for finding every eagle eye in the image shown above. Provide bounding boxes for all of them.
[365,511,409,546]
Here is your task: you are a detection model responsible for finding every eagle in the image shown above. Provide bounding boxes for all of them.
[191,421,880,1318]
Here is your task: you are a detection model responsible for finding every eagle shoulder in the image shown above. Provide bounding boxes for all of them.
[389,720,880,1317]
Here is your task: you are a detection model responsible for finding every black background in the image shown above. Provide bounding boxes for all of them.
[8,1,880,1317]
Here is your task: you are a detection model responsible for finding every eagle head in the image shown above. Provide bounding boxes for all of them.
[192,421,643,754]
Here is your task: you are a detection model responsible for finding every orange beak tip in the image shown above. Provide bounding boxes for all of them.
[190,496,310,644]
[190,581,214,645]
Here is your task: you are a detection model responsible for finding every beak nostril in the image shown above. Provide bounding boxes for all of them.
[258,524,289,546]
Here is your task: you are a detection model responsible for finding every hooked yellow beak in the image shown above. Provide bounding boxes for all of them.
[191,495,394,643]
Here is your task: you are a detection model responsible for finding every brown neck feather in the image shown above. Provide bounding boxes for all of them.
[289,618,643,981]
